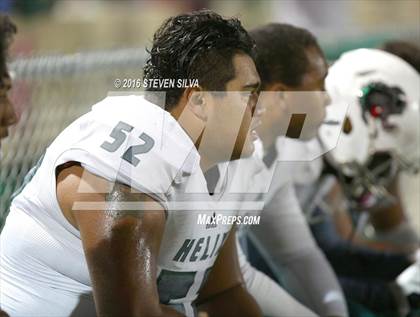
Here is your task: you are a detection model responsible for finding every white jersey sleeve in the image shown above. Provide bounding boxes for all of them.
[53,95,199,207]
[249,181,348,317]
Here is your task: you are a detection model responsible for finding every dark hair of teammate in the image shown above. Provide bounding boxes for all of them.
[0,14,16,81]
[143,9,256,109]
[250,23,324,88]
[382,40,420,73]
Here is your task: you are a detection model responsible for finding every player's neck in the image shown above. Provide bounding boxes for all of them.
[257,125,277,153]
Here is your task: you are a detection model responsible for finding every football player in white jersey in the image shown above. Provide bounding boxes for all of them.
[0,10,263,317]
[235,23,349,317]
[323,40,420,252]
[0,13,17,317]
[316,48,420,315]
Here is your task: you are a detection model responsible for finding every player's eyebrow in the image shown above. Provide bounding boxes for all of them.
[242,81,260,92]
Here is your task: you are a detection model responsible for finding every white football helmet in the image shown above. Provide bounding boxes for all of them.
[319,48,420,209]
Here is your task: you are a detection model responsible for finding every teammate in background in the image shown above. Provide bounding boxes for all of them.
[0,13,17,317]
[0,14,17,151]
[323,40,420,254]
[310,48,420,316]
[0,10,263,317]
[235,23,348,317]
[342,40,420,252]
[311,41,420,265]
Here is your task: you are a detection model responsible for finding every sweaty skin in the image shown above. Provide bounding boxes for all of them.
[57,166,263,317]
[57,163,184,317]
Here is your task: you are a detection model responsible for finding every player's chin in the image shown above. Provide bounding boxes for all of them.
[232,135,255,159]
[299,124,320,141]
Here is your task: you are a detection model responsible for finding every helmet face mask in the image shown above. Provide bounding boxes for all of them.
[320,48,420,210]
[337,152,398,211]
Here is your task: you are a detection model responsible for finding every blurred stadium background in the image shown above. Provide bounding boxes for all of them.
[0,0,419,231]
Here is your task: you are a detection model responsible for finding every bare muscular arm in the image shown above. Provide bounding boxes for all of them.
[56,163,184,317]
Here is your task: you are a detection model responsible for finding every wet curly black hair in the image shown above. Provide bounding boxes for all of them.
[0,14,16,81]
[143,9,256,110]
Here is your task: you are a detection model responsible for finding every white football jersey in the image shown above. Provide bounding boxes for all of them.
[234,137,348,317]
[0,95,237,317]
[226,137,323,205]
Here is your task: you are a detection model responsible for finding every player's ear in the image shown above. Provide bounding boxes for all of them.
[186,87,207,122]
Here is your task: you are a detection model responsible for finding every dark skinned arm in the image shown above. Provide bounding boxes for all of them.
[56,164,184,317]
[196,227,262,317]
[0,310,9,317]
[326,179,414,253]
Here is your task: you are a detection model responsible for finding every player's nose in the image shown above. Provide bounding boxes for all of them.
[1,98,18,127]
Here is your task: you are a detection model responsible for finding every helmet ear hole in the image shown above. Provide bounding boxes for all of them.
[343,116,352,134]
[359,82,407,123]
